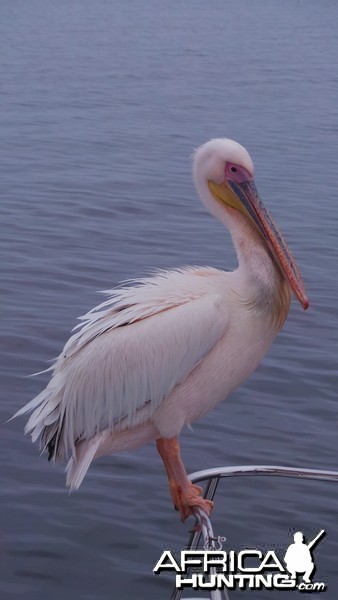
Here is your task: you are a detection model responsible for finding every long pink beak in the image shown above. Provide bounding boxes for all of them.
[229,180,309,310]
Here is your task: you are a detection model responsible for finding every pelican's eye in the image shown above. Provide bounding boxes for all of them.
[225,162,253,184]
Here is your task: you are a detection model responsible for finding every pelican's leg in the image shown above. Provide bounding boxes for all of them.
[156,437,213,522]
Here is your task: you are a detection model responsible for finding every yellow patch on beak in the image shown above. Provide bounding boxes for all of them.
[208,180,254,224]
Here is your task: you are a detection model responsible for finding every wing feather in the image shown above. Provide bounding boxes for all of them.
[14,268,228,460]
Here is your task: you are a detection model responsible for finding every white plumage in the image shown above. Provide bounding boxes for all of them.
[19,268,227,458]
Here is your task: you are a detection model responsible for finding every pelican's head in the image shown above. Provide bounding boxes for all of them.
[193,138,309,310]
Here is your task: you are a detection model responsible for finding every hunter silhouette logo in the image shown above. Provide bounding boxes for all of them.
[284,529,326,586]
[154,528,327,592]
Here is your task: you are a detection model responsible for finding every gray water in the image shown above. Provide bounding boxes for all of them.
[1,1,338,598]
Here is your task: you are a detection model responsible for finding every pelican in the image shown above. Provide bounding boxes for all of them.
[14,138,308,521]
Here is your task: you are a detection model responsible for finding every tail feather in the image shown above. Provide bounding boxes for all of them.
[13,384,66,460]
[66,437,101,491]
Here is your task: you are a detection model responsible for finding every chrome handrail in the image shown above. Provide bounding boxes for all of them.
[170,465,338,600]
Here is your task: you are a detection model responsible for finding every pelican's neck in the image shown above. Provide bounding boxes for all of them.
[224,206,291,328]
[194,178,291,327]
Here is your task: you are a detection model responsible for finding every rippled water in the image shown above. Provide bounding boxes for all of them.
[1,1,338,598]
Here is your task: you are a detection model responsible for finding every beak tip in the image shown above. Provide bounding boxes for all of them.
[302,297,309,310]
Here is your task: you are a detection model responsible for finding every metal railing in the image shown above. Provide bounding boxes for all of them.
[170,465,338,600]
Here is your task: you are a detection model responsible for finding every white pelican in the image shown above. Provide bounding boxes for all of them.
[14,138,308,521]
